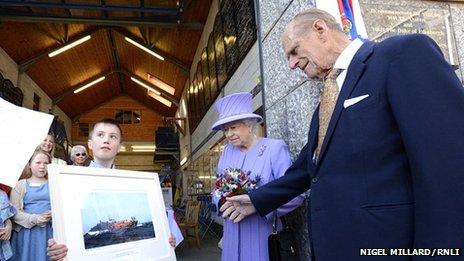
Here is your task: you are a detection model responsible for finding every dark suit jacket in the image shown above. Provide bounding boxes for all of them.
[250,34,464,260]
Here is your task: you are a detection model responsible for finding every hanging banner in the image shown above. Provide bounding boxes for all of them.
[316,0,368,39]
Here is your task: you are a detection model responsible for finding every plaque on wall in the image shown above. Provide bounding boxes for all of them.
[187,88,194,131]
[200,48,211,108]
[207,34,219,101]
[213,16,228,90]
[234,0,257,60]
[195,62,206,116]
[192,76,200,128]
[360,1,458,66]
[221,0,239,76]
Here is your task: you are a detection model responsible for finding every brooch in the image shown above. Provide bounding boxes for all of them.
[258,145,267,157]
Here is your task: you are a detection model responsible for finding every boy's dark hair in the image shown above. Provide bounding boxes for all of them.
[89,118,123,141]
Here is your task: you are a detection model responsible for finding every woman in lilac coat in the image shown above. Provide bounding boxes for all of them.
[212,92,304,261]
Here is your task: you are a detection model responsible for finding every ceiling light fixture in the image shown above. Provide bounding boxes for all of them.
[125,37,165,61]
[73,76,106,94]
[130,77,161,95]
[131,145,156,152]
[147,73,175,95]
[49,35,91,57]
[147,90,172,107]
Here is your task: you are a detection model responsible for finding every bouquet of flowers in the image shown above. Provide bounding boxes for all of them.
[214,168,260,205]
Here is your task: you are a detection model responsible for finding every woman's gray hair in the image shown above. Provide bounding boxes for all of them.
[241,118,260,134]
[70,145,88,162]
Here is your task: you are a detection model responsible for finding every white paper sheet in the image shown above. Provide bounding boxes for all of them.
[0,98,54,187]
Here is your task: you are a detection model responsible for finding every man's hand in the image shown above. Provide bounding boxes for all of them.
[0,219,12,240]
[219,200,236,218]
[224,195,257,223]
[47,239,68,261]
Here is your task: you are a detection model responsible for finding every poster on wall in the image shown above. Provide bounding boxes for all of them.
[207,34,219,101]
[213,15,228,89]
[221,0,239,76]
[234,0,257,60]
[200,48,211,108]
[195,62,206,116]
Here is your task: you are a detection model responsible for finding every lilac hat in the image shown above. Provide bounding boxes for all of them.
[212,92,262,131]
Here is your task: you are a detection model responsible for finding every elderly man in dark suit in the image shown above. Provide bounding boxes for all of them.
[221,8,464,261]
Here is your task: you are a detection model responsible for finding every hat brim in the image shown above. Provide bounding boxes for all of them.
[212,113,262,131]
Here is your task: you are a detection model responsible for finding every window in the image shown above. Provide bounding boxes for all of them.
[33,93,40,111]
[78,123,89,137]
[115,110,141,124]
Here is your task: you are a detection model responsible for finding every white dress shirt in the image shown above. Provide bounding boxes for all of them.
[332,38,364,90]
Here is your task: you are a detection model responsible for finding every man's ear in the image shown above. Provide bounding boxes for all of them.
[313,19,328,35]
[87,139,93,151]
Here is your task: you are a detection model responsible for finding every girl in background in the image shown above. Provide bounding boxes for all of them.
[10,149,53,261]
[39,133,66,165]
[0,189,15,260]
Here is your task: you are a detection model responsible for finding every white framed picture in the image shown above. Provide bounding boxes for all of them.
[48,164,176,261]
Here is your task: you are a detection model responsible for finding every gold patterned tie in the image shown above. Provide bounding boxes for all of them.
[315,69,342,159]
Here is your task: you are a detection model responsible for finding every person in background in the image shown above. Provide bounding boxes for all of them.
[47,118,177,260]
[39,133,66,165]
[212,92,304,261]
[69,145,88,166]
[0,188,15,260]
[10,149,53,261]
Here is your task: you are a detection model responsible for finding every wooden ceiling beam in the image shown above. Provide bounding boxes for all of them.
[0,1,179,15]
[113,28,190,76]
[0,12,204,30]
[18,27,103,72]
[120,68,179,107]
[106,29,125,94]
[52,70,117,105]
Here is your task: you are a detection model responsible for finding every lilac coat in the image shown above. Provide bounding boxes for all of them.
[213,138,304,261]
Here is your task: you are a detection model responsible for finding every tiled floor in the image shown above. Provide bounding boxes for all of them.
[176,235,221,261]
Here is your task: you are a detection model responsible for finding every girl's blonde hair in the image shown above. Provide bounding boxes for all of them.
[19,148,52,180]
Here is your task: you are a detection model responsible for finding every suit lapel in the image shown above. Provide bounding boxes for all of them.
[316,41,374,167]
[307,106,320,171]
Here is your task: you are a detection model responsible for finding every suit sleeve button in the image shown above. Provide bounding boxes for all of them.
[312,177,318,183]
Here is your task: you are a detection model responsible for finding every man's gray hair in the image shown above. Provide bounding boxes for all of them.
[70,145,87,162]
[292,9,343,35]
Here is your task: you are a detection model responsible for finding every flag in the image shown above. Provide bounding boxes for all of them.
[315,0,368,40]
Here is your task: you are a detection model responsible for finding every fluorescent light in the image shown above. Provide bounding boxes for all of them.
[73,76,105,94]
[132,149,155,152]
[180,157,187,166]
[119,145,126,152]
[147,90,172,107]
[132,145,156,149]
[130,77,160,95]
[147,73,175,95]
[199,176,213,179]
[125,37,165,61]
[131,145,156,152]
[49,35,91,57]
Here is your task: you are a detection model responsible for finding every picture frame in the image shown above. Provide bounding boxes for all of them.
[48,165,176,261]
